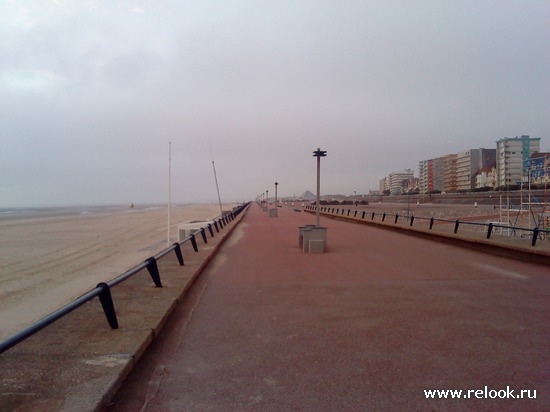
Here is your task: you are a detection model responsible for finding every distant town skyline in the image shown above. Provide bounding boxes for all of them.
[379,135,545,196]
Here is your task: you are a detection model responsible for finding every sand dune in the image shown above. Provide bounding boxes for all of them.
[0,204,230,342]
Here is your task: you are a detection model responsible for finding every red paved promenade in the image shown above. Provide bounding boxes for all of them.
[107,203,549,411]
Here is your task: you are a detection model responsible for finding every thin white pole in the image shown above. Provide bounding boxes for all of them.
[167,142,172,246]
[212,160,223,216]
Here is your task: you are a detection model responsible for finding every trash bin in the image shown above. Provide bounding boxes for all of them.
[299,225,317,249]
[299,225,328,253]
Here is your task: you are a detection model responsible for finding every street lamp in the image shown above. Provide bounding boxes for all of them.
[313,148,327,226]
[274,182,278,208]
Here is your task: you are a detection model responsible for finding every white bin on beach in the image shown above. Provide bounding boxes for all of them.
[178,220,214,241]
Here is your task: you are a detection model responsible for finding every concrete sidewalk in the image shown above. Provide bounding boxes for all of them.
[306,205,550,265]
[107,203,550,411]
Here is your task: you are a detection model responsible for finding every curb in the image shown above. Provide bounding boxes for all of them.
[98,204,251,411]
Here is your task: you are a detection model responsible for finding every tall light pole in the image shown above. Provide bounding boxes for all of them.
[274,182,278,207]
[313,148,327,226]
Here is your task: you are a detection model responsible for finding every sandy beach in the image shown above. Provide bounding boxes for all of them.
[0,204,232,342]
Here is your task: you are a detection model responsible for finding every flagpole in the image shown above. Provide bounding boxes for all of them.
[167,141,172,246]
[212,160,223,216]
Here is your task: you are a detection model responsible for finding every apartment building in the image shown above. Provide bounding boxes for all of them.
[379,177,388,193]
[433,157,445,191]
[496,135,541,187]
[456,148,496,191]
[389,169,414,195]
[418,156,448,194]
[418,159,432,194]
[443,154,458,192]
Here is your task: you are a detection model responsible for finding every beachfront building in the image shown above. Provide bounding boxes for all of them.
[418,157,447,194]
[443,154,458,192]
[379,177,389,194]
[404,177,420,193]
[418,159,433,194]
[456,148,496,191]
[389,169,414,195]
[497,135,541,188]
[474,164,497,189]
[433,157,445,192]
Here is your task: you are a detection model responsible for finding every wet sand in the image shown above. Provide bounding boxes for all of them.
[0,204,231,342]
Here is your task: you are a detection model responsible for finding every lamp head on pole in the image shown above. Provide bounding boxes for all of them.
[313,148,327,158]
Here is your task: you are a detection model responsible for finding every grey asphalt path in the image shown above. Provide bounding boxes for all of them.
[106,203,550,411]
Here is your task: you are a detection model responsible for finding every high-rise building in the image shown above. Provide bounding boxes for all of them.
[389,169,414,195]
[443,154,458,192]
[433,157,445,192]
[456,148,496,191]
[418,157,447,194]
[418,159,433,194]
[496,135,541,187]
[379,177,388,193]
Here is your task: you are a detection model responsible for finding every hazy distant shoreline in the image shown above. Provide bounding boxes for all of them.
[0,203,217,220]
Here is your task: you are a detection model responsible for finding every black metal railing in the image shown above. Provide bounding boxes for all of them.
[0,202,250,354]
[304,205,550,247]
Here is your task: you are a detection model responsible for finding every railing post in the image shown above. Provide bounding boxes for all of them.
[394,214,399,224]
[371,212,375,220]
[207,223,214,237]
[145,257,163,287]
[532,228,539,246]
[410,215,414,226]
[354,210,358,218]
[347,210,350,216]
[200,227,208,243]
[173,243,184,265]
[429,217,434,230]
[454,220,460,234]
[97,282,119,329]
[382,213,386,222]
[190,234,198,252]
[218,218,224,229]
[362,211,366,219]
[487,223,493,239]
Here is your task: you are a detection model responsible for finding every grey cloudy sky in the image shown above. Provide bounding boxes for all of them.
[1,0,549,206]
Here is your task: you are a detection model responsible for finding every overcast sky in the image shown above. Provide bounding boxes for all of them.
[1,0,549,206]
